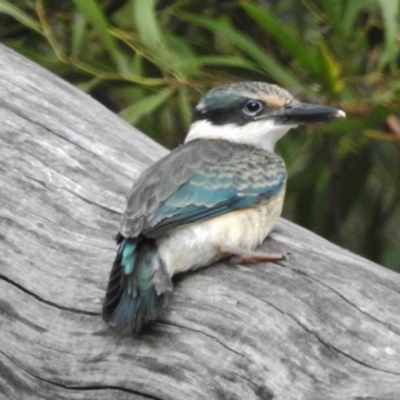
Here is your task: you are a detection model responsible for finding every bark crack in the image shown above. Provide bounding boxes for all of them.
[63,187,121,215]
[257,294,400,376]
[14,167,121,216]
[156,320,274,399]
[288,266,400,336]
[0,350,161,399]
[0,274,99,316]
[0,100,134,180]
[157,320,254,366]
[287,315,400,376]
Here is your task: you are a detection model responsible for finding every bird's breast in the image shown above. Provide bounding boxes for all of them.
[156,188,285,276]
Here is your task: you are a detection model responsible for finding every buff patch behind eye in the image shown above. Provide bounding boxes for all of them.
[257,93,287,108]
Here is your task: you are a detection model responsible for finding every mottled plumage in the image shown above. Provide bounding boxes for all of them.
[121,139,286,238]
[102,81,344,334]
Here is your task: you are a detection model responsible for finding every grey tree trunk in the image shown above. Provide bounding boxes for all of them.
[1,44,400,400]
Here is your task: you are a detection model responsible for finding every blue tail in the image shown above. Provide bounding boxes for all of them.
[102,235,166,334]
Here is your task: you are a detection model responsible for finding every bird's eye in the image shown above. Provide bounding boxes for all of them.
[243,100,263,115]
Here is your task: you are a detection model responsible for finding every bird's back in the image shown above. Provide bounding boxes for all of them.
[120,139,287,239]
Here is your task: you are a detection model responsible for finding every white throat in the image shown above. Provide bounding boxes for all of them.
[185,119,297,152]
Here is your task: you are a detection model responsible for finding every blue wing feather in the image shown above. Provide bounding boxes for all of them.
[121,139,287,239]
[144,168,285,237]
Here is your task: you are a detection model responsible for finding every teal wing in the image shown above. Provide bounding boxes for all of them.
[120,139,287,238]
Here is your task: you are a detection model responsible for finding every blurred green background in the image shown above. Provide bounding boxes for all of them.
[1,0,399,270]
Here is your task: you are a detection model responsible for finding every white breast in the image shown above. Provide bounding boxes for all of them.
[156,189,285,276]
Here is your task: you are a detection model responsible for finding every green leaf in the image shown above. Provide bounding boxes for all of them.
[132,0,163,51]
[120,88,175,124]
[178,86,192,128]
[179,55,260,74]
[241,2,317,74]
[163,33,199,76]
[132,0,180,74]
[319,0,343,29]
[0,0,41,33]
[177,13,305,90]
[341,0,372,36]
[76,77,103,93]
[364,130,400,142]
[377,0,400,68]
[131,54,144,77]
[70,10,86,59]
[73,0,129,72]
[319,106,390,136]
[314,42,344,94]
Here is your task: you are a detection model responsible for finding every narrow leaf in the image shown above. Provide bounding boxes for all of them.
[73,0,129,72]
[377,0,400,67]
[177,13,305,90]
[179,56,260,73]
[241,2,317,73]
[341,0,372,35]
[120,88,175,124]
[178,86,192,128]
[70,11,86,59]
[314,42,344,94]
[0,0,41,33]
[132,0,163,51]
[131,2,179,75]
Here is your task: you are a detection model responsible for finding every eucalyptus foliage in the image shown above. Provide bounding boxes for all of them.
[1,0,399,270]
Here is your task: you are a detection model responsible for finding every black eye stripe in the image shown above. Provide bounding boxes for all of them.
[192,99,268,126]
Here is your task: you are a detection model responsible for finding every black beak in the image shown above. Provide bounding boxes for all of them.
[273,101,345,125]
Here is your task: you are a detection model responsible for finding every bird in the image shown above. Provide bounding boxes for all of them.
[102,81,345,335]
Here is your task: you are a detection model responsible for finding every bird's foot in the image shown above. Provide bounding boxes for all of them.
[219,245,285,264]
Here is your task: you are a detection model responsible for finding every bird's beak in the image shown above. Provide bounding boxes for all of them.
[273,102,345,125]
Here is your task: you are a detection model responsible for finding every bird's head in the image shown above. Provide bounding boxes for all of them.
[185,81,345,152]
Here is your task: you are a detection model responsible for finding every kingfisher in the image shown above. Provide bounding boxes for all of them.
[102,81,345,335]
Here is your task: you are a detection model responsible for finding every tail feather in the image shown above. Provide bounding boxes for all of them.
[102,236,170,335]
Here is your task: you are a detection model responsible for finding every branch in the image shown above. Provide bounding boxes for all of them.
[1,44,400,400]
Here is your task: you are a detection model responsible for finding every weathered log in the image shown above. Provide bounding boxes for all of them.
[1,44,400,400]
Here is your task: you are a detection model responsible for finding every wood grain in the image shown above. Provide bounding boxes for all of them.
[1,44,400,400]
